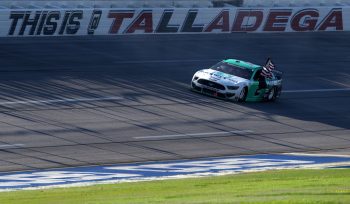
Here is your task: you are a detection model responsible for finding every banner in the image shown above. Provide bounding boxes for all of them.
[0,7,348,37]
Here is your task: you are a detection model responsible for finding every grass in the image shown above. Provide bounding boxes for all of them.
[0,169,350,204]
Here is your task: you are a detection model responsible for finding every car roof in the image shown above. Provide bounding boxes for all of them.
[223,59,261,71]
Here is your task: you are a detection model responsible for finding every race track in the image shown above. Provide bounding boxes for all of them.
[0,33,349,172]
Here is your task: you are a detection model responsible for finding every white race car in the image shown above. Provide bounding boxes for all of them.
[191,59,283,102]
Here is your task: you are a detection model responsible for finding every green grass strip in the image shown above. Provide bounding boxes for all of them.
[1,169,350,204]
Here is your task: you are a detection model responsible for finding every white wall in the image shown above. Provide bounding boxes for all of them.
[0,7,348,37]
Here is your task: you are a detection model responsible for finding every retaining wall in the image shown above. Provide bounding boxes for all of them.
[0,7,348,37]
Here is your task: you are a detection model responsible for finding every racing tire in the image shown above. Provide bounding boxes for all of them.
[267,87,277,102]
[238,87,248,102]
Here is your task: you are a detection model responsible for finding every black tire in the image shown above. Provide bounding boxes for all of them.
[238,87,248,102]
[267,87,277,102]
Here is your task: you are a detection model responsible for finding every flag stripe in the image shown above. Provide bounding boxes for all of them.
[260,58,275,78]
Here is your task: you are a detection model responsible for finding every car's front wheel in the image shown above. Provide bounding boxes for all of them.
[238,87,248,102]
[267,87,277,101]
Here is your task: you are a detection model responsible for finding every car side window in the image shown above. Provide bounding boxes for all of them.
[253,69,262,81]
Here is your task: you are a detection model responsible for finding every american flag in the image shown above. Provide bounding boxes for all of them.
[261,58,275,78]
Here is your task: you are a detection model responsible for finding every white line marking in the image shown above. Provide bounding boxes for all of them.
[318,77,350,88]
[284,153,350,158]
[0,97,123,106]
[0,144,25,148]
[283,88,350,93]
[341,73,350,78]
[113,59,218,64]
[134,130,253,139]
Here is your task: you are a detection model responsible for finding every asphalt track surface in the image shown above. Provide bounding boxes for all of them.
[0,33,349,172]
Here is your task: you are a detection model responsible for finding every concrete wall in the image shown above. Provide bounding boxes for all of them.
[0,7,347,37]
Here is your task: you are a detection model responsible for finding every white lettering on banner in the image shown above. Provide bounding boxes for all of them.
[105,158,312,173]
[0,7,348,37]
[0,154,350,190]
[0,171,141,187]
[0,157,313,188]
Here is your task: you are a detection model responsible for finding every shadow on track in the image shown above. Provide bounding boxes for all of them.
[0,33,349,172]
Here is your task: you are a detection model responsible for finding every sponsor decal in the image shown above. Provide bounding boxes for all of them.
[2,7,347,36]
[228,78,239,83]
[209,77,219,81]
[212,72,224,78]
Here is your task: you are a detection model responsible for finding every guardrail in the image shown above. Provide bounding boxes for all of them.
[0,7,348,37]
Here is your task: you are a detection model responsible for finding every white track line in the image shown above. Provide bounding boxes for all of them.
[318,77,350,88]
[134,130,253,139]
[0,96,123,105]
[341,73,350,78]
[284,152,350,158]
[0,144,25,148]
[283,88,350,93]
[113,59,218,64]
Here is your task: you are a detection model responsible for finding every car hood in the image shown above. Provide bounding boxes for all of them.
[195,69,249,86]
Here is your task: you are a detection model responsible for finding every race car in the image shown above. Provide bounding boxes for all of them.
[190,59,283,102]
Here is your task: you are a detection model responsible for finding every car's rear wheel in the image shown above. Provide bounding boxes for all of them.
[238,87,247,102]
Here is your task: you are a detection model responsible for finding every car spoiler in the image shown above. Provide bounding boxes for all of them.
[272,70,283,80]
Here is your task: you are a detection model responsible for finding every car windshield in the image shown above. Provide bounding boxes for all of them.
[209,61,253,80]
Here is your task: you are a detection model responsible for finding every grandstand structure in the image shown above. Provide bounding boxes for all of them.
[0,0,348,9]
